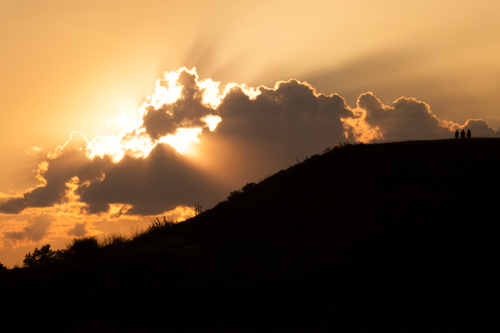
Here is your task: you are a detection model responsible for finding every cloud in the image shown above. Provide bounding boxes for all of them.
[0,132,109,214]
[3,214,53,243]
[346,92,499,142]
[460,119,498,138]
[77,143,227,215]
[68,222,87,237]
[218,79,353,151]
[0,68,498,219]
[195,79,354,184]
[355,92,453,141]
[0,131,224,217]
[25,146,43,156]
[142,70,218,140]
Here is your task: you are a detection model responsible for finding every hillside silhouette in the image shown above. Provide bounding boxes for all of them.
[1,138,499,331]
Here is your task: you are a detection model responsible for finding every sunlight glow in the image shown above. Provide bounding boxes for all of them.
[148,71,183,109]
[108,203,133,218]
[35,161,49,185]
[162,205,197,222]
[86,68,223,159]
[88,135,124,162]
[58,68,267,162]
[87,129,156,162]
[64,176,82,203]
[107,112,137,132]
[341,109,383,143]
[158,128,202,154]
[199,78,222,107]
[202,115,222,131]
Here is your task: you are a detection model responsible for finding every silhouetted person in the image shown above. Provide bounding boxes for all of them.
[461,130,465,138]
[467,129,471,138]
[455,130,459,139]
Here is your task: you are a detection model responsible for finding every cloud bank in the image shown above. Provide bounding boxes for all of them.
[1,67,499,246]
[3,214,53,243]
[349,93,499,141]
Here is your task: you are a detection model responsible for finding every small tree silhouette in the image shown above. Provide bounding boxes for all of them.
[0,262,7,271]
[23,244,64,267]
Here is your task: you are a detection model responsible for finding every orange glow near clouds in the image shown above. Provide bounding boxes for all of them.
[86,68,225,159]
[85,68,248,159]
[202,115,222,131]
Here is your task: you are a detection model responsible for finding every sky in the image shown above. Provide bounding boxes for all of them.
[1,0,499,267]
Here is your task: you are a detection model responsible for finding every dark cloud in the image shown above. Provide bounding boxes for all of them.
[78,143,227,215]
[0,197,27,215]
[78,76,356,214]
[195,79,354,185]
[354,93,499,141]
[357,92,453,141]
[142,70,217,140]
[68,222,87,237]
[0,136,228,216]
[3,214,53,242]
[0,132,112,214]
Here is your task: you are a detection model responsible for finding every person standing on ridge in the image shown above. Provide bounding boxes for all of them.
[461,129,466,138]
[467,129,471,138]
[455,130,459,139]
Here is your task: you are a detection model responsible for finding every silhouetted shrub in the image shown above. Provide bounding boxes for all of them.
[148,216,175,232]
[23,244,64,267]
[66,236,100,256]
[227,190,241,200]
[0,262,7,271]
[101,233,129,247]
[242,182,256,192]
[322,141,365,154]
[129,226,144,239]
[227,182,257,201]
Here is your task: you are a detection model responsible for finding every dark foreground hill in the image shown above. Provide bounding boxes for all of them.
[2,139,499,331]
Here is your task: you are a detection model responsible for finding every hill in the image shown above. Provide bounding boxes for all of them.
[1,138,499,331]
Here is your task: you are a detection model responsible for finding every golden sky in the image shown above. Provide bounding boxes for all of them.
[1,0,499,266]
